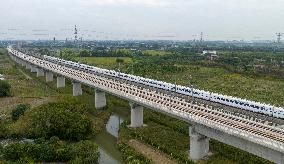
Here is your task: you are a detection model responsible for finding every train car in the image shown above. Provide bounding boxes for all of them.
[39,53,284,119]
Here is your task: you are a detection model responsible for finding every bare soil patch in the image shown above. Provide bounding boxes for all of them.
[128,139,178,164]
[0,97,52,119]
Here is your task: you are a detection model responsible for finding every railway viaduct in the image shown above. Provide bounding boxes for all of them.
[8,47,284,164]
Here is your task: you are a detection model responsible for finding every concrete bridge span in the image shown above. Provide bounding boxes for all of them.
[8,47,284,163]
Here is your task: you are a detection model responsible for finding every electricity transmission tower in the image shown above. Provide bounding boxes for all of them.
[74,25,78,43]
[74,25,80,52]
[276,33,283,44]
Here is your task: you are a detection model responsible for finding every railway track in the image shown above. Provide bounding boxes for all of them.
[11,50,284,150]
[15,49,284,125]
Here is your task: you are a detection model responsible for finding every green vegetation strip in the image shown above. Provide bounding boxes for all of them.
[0,137,99,163]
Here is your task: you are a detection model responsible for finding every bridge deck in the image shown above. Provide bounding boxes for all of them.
[8,48,284,156]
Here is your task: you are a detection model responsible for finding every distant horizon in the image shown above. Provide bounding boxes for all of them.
[0,39,284,41]
[0,29,280,41]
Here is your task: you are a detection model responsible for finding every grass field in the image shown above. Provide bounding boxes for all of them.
[76,57,132,68]
[0,48,60,117]
[143,50,172,56]
[0,52,57,98]
[75,53,284,106]
[148,65,284,107]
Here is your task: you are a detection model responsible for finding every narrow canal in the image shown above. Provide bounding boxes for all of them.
[93,106,129,164]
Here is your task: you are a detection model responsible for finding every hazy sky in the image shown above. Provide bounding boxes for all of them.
[0,0,284,40]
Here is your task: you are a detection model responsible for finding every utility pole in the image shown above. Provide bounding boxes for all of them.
[188,75,196,103]
[198,32,204,53]
[51,37,56,56]
[200,32,203,43]
[80,37,83,49]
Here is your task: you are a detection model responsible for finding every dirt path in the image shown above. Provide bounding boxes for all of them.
[128,139,178,164]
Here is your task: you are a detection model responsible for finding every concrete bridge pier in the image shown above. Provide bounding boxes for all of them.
[129,102,144,128]
[25,62,31,70]
[36,68,45,77]
[189,126,210,160]
[21,60,26,67]
[17,59,22,65]
[193,124,284,164]
[10,55,15,62]
[31,65,37,73]
[95,89,106,109]
[45,71,53,82]
[15,57,20,64]
[57,76,65,88]
[11,56,15,61]
[17,58,21,65]
[72,81,82,96]
[15,57,19,63]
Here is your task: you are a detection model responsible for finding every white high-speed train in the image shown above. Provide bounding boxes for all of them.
[6,46,284,119]
[41,55,284,119]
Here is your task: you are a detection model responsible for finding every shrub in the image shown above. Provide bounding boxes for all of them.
[27,102,93,140]
[70,140,100,164]
[13,102,93,140]
[116,58,124,64]
[1,137,99,163]
[11,104,30,121]
[0,80,11,97]
[0,120,9,138]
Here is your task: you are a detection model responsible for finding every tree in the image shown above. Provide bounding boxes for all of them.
[117,58,124,63]
[59,48,78,61]
[39,48,51,56]
[79,50,91,57]
[11,104,30,121]
[0,80,11,97]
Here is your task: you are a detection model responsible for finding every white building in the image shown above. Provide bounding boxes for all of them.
[202,50,218,61]
[202,50,217,55]
[0,74,5,80]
